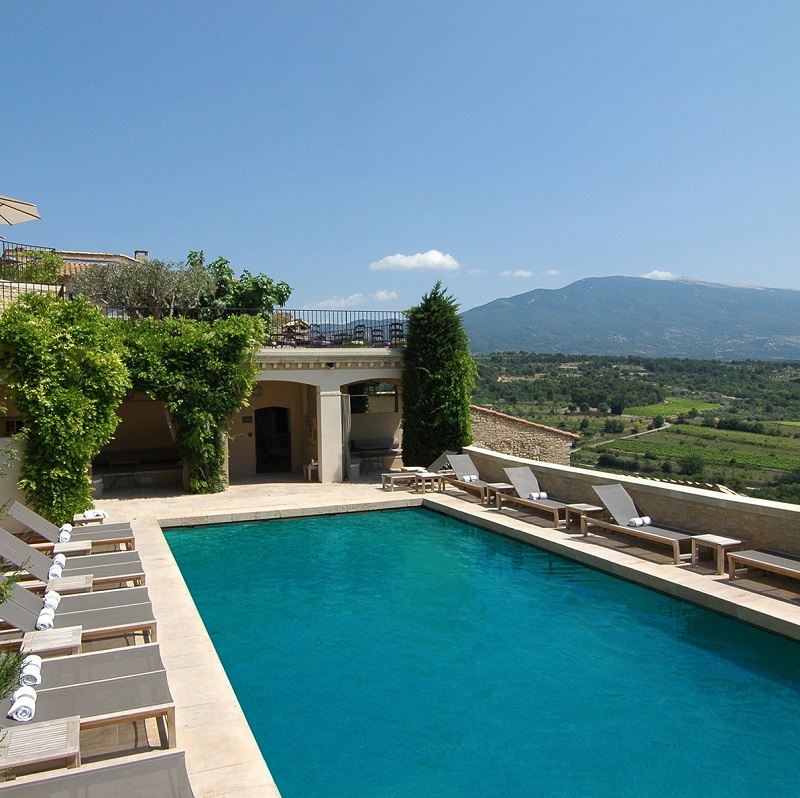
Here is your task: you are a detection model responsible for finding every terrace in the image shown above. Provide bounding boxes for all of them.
[53,454,800,796]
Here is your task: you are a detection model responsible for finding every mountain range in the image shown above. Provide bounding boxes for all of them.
[460,276,800,360]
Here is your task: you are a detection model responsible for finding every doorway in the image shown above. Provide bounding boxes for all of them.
[255,406,291,473]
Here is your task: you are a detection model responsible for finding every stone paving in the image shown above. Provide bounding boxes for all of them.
[94,474,800,797]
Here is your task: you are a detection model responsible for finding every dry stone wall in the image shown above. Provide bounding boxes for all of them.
[469,405,578,465]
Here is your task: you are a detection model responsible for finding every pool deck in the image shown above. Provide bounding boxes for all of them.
[95,476,800,798]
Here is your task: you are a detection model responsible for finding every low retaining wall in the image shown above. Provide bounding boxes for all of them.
[465,445,800,553]
[469,406,577,465]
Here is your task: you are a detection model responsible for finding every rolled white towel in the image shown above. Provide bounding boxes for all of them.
[47,563,63,580]
[42,590,61,611]
[640,516,652,526]
[36,607,55,631]
[83,509,108,519]
[8,686,37,722]
[526,492,547,500]
[627,517,644,527]
[463,474,479,482]
[58,523,72,543]
[52,553,66,568]
[19,658,42,687]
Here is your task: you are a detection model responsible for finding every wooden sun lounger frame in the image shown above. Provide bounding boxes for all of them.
[581,515,693,565]
[727,549,800,583]
[495,492,567,527]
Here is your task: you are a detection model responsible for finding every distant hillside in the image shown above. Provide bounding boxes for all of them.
[461,276,800,360]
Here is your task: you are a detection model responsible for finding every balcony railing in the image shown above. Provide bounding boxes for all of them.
[0,240,57,282]
[98,306,408,348]
[268,309,407,348]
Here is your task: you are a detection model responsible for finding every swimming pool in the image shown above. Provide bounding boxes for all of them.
[166,508,800,797]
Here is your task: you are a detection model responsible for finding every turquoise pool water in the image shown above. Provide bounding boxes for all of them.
[166,508,800,797]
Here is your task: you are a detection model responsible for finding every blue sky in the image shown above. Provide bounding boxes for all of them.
[6,2,800,311]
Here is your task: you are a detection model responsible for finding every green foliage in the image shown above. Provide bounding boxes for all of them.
[72,256,215,319]
[0,295,130,521]
[0,250,64,283]
[0,572,23,701]
[121,315,264,493]
[192,251,292,328]
[603,418,625,434]
[402,283,475,465]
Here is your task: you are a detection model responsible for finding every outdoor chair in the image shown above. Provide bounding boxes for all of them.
[588,483,696,565]
[0,749,194,797]
[0,525,145,590]
[8,501,135,551]
[381,451,456,491]
[496,467,570,527]
[0,668,176,749]
[0,581,157,646]
[438,454,493,503]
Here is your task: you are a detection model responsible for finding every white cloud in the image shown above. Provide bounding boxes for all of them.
[545,269,561,276]
[501,269,534,278]
[642,270,676,281]
[369,250,460,271]
[309,290,397,309]
[469,268,486,276]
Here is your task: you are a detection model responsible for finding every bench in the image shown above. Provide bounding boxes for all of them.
[350,437,401,471]
[727,549,800,583]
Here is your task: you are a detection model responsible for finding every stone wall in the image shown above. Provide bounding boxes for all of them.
[465,445,800,553]
[469,405,578,465]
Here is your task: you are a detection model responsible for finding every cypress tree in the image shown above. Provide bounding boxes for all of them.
[401,282,476,465]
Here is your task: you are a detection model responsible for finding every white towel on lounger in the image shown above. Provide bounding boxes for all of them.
[58,523,72,543]
[8,686,37,722]
[36,607,55,631]
[47,563,63,580]
[83,509,108,519]
[42,590,61,611]
[527,492,548,500]
[19,656,42,687]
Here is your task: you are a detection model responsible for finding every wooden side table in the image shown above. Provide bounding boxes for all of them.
[486,483,515,506]
[22,626,83,658]
[691,534,744,575]
[565,503,604,531]
[0,716,80,779]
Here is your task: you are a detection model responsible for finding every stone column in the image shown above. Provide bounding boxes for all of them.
[318,389,344,483]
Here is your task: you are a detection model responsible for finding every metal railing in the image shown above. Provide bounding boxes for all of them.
[269,309,408,348]
[0,241,58,283]
[97,306,409,348]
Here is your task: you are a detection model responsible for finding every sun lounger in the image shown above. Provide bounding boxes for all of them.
[587,484,694,565]
[438,454,493,502]
[0,669,176,748]
[9,581,151,618]
[0,584,157,645]
[496,467,569,527]
[381,451,456,491]
[36,642,165,689]
[0,526,145,589]
[0,749,194,796]
[8,501,135,551]
[727,549,800,584]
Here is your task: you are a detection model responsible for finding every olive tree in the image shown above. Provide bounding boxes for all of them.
[401,282,476,465]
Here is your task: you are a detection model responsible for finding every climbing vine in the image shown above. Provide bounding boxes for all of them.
[121,315,264,493]
[0,295,130,521]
